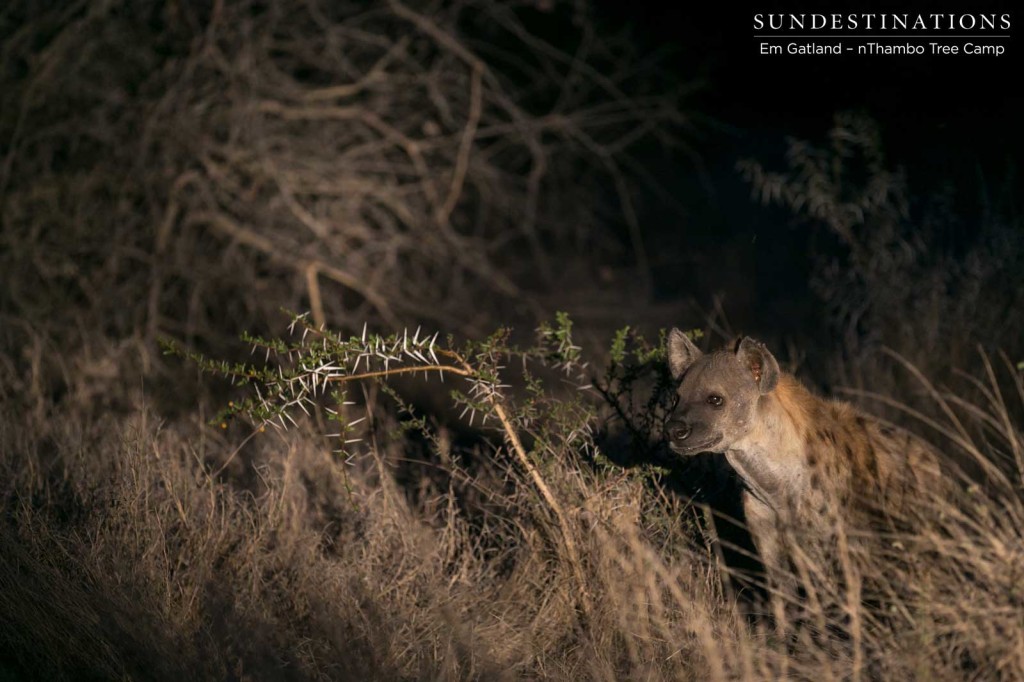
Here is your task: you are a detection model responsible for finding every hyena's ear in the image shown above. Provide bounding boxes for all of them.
[736,337,779,394]
[667,328,702,379]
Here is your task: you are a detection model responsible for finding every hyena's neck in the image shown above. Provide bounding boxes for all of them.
[726,374,815,512]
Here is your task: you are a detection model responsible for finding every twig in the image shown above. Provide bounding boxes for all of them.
[318,342,593,619]
[305,263,326,329]
[190,210,400,328]
[440,348,594,620]
[300,37,410,102]
[329,364,474,383]
[439,63,482,224]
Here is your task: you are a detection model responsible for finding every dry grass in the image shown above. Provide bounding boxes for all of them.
[2,328,1023,680]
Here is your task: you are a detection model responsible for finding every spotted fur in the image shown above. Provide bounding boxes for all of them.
[666,330,942,572]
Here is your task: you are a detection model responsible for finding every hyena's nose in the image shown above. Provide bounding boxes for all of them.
[671,424,692,441]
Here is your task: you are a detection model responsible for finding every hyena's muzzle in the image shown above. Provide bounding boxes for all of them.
[666,412,723,456]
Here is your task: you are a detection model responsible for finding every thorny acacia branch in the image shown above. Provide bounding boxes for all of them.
[168,311,597,618]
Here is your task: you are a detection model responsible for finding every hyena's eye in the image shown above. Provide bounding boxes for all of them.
[706,394,724,407]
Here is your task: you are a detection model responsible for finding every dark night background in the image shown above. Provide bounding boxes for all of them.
[594,0,1022,342]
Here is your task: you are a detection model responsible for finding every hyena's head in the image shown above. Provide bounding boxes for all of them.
[665,330,780,456]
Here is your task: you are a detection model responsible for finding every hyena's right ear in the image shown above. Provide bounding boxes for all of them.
[667,328,702,379]
[736,337,780,394]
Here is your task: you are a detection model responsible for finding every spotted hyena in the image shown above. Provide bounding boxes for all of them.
[665,330,942,574]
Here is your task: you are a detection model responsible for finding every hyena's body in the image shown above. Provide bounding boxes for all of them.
[665,330,941,572]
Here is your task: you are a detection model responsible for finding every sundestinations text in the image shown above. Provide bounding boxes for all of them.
[753,13,1011,31]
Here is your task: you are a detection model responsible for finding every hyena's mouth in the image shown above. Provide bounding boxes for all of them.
[669,434,722,456]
